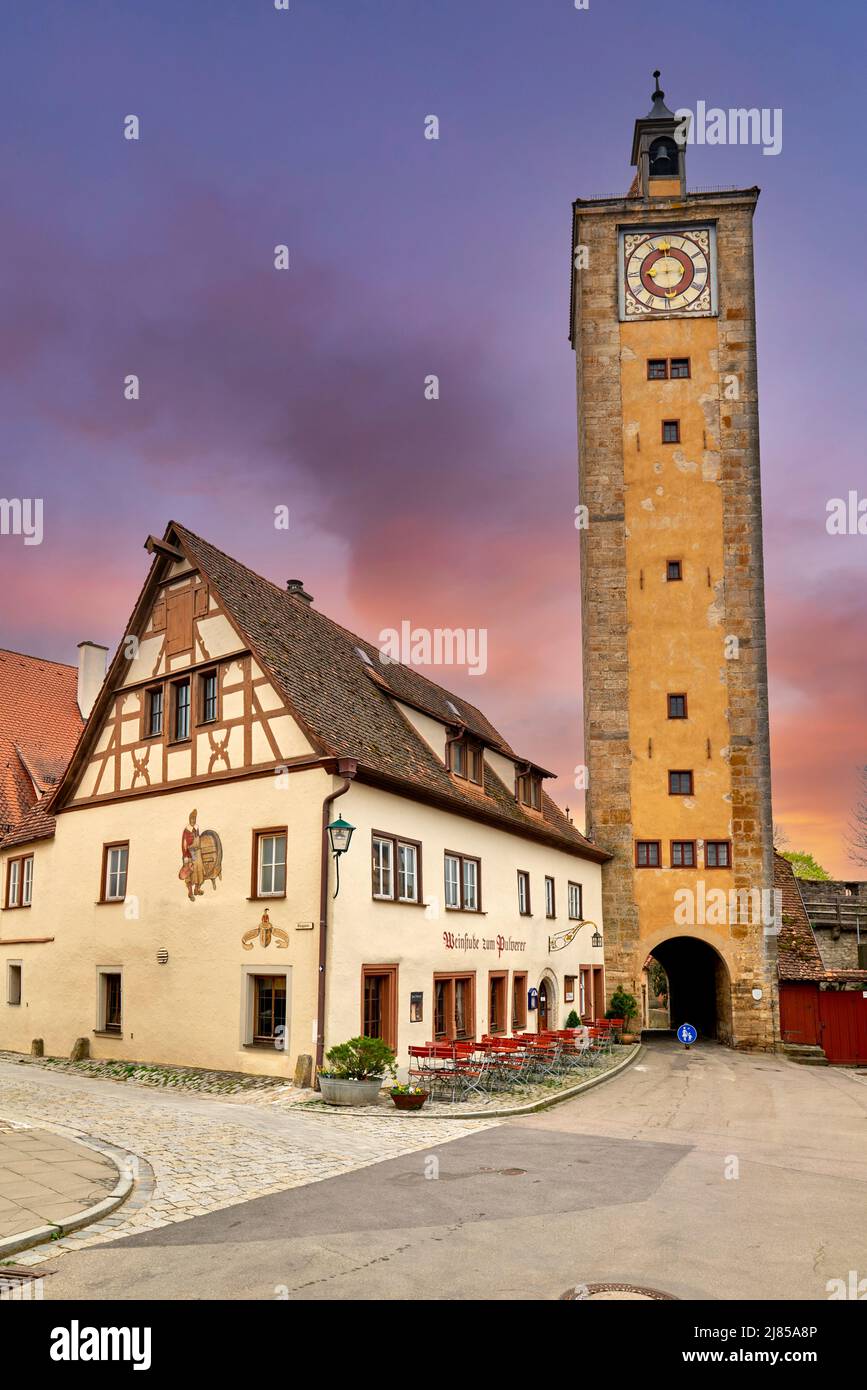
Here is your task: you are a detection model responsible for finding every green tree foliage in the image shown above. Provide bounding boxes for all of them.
[782,851,831,882]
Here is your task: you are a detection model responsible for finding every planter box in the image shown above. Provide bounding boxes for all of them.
[390,1091,429,1111]
[319,1075,385,1107]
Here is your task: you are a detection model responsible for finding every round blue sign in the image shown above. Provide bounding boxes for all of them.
[677,1023,698,1046]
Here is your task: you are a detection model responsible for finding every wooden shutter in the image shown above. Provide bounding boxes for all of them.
[152,596,166,632]
[165,590,194,655]
[194,585,209,617]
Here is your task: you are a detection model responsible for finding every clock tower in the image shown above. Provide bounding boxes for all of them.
[571,75,776,1049]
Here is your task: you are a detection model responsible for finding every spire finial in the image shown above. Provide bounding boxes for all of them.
[652,69,663,100]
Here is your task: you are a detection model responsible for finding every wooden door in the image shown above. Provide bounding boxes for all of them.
[538,980,549,1031]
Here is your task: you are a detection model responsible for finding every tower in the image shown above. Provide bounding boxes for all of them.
[571,74,776,1049]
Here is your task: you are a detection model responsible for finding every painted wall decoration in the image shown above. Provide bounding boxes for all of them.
[178,808,223,901]
[242,909,289,950]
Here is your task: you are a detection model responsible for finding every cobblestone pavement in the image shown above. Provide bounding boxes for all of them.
[0,1060,497,1266]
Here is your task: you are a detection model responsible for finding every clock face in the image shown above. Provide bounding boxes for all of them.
[621,227,714,318]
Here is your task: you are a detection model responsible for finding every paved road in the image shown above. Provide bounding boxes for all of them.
[37,1039,867,1301]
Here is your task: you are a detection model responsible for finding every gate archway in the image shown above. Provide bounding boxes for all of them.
[647,936,732,1042]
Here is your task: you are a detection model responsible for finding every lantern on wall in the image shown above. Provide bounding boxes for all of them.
[326,814,356,898]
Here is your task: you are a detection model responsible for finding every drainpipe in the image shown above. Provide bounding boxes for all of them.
[316,757,358,1075]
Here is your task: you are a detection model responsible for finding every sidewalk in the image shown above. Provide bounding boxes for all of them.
[0,1119,120,1253]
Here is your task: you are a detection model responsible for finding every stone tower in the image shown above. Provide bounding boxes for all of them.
[570,74,776,1049]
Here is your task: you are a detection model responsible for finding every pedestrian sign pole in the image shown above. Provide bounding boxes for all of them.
[677,1022,697,1049]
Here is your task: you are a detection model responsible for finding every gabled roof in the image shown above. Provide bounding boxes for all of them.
[774,852,826,982]
[52,522,606,862]
[0,648,84,847]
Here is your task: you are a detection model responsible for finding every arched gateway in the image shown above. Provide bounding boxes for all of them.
[647,936,733,1042]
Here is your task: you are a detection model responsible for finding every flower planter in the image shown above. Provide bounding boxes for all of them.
[319,1075,385,1107]
[390,1091,429,1111]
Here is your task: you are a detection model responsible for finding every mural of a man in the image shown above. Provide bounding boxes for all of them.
[179,808,205,901]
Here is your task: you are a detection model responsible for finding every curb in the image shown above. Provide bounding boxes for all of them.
[0,1126,139,1261]
[300,1044,643,1122]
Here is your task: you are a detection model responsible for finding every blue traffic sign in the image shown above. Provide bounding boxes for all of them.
[677,1023,698,1046]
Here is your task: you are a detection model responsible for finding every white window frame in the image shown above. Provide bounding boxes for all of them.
[7,859,20,908]
[104,845,128,902]
[258,833,287,898]
[568,881,583,921]
[545,875,555,919]
[372,836,394,900]
[397,842,418,903]
[22,856,33,907]
[462,858,478,912]
[444,854,460,909]
[517,871,530,916]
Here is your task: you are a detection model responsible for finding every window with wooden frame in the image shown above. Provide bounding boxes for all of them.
[516,772,542,810]
[668,769,694,796]
[434,973,475,1041]
[7,963,22,1006]
[448,735,483,786]
[635,840,661,868]
[666,559,683,581]
[567,880,583,921]
[371,833,421,903]
[198,669,218,725]
[100,843,129,903]
[252,829,287,899]
[545,875,556,919]
[647,358,668,380]
[361,965,398,1050]
[4,854,33,909]
[671,840,697,868]
[512,971,527,1031]
[171,678,191,742]
[253,975,286,1044]
[165,587,194,656]
[488,971,508,1035]
[580,966,591,1017]
[144,685,164,739]
[564,975,576,1005]
[662,419,680,444]
[444,852,480,912]
[667,693,688,719]
[670,357,691,379]
[98,971,123,1034]
[705,840,732,869]
[517,870,531,916]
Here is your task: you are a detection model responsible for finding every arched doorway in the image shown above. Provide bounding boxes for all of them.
[647,936,732,1042]
[537,972,557,1033]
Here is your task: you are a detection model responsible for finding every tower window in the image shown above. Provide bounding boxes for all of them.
[648,136,679,177]
[647,359,668,380]
[662,420,680,444]
[635,841,661,868]
[670,358,691,379]
[666,560,682,582]
[668,770,694,796]
[668,694,687,719]
[671,840,696,868]
[705,840,732,869]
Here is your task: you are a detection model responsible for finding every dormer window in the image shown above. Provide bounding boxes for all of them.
[448,736,482,786]
[516,772,542,811]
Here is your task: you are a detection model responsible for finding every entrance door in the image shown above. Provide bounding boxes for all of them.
[538,979,549,1032]
[361,965,398,1051]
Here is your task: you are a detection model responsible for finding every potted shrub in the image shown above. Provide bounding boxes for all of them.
[564,1009,581,1030]
[389,1082,429,1112]
[606,989,639,1043]
[318,1036,396,1106]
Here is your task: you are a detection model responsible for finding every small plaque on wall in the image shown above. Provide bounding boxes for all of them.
[410,991,423,1022]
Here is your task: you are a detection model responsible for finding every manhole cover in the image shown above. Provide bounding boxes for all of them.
[560,1282,678,1301]
[479,1167,526,1177]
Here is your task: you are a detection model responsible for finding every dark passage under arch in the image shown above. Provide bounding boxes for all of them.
[649,936,732,1042]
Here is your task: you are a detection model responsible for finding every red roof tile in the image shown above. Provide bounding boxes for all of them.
[774,852,826,982]
[0,649,83,847]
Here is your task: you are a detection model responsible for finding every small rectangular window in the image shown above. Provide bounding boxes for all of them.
[444,853,480,912]
[517,870,531,916]
[146,687,164,738]
[462,858,479,912]
[6,859,20,909]
[568,881,583,920]
[516,773,542,810]
[564,975,576,1004]
[668,693,687,719]
[647,359,668,380]
[671,840,696,868]
[173,679,191,741]
[397,842,418,903]
[102,844,129,902]
[102,972,122,1033]
[545,876,555,919]
[668,770,694,796]
[257,832,287,897]
[670,358,691,379]
[636,841,661,868]
[373,836,394,899]
[705,840,732,869]
[253,975,286,1044]
[199,671,218,724]
[512,972,527,1031]
[449,737,482,785]
[666,560,682,582]
[22,856,33,907]
[444,854,460,909]
[7,963,22,1006]
[662,420,680,444]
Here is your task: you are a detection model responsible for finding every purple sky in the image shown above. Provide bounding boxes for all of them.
[1,1,865,874]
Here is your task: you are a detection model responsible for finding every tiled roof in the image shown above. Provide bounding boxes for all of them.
[0,649,83,848]
[774,852,826,982]
[166,524,604,860]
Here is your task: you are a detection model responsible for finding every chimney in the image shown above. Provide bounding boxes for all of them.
[77,641,108,719]
[286,580,313,604]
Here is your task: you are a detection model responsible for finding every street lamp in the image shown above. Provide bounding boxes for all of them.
[591,928,603,949]
[326,814,355,897]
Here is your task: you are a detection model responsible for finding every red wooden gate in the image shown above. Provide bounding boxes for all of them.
[779,983,821,1047]
[818,990,867,1065]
